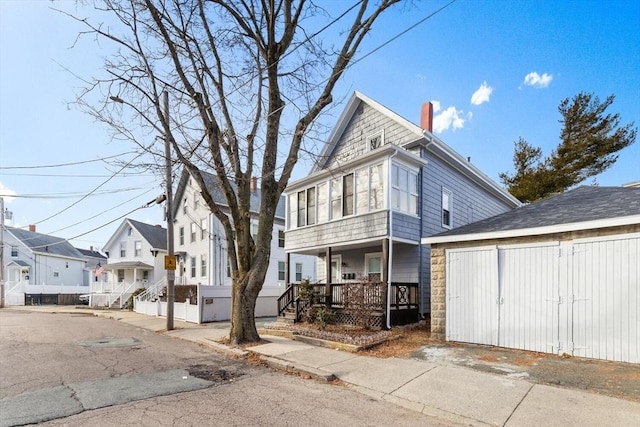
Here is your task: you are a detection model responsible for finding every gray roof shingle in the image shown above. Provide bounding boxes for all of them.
[128,219,167,250]
[432,186,640,238]
[7,227,85,259]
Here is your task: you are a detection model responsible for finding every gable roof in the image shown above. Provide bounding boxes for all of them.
[5,227,85,260]
[173,169,286,219]
[76,248,108,260]
[311,91,520,208]
[128,219,167,250]
[422,186,640,244]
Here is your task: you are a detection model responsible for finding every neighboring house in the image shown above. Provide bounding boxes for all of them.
[2,225,87,305]
[98,219,167,307]
[75,247,107,285]
[283,91,520,326]
[171,169,316,288]
[422,186,640,364]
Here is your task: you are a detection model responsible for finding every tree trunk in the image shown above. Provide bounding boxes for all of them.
[229,276,261,345]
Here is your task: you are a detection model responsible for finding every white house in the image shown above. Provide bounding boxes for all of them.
[2,225,88,305]
[96,218,167,308]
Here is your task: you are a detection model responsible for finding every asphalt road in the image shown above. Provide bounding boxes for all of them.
[0,310,452,426]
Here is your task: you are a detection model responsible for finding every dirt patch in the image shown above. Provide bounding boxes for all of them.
[187,364,244,383]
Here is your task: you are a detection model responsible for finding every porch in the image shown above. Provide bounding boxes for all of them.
[277,281,419,328]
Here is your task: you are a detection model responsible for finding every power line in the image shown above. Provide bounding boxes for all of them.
[0,185,155,199]
[0,151,137,169]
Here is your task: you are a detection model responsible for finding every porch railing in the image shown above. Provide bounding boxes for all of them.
[277,282,419,322]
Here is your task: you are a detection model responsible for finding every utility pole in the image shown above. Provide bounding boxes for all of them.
[1,197,5,308]
[164,90,175,331]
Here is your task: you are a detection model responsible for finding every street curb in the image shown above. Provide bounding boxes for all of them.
[259,355,336,382]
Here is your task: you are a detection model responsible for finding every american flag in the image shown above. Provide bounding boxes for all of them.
[95,263,105,278]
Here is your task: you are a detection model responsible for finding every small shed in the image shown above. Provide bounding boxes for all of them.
[422,186,640,364]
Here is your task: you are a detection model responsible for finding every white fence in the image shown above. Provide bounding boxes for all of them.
[134,283,282,324]
[2,281,90,306]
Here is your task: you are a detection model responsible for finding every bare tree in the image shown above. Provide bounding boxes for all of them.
[66,0,401,344]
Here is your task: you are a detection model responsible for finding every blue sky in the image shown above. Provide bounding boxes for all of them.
[1,0,639,250]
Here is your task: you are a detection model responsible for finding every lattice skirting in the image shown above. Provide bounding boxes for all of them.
[333,310,385,330]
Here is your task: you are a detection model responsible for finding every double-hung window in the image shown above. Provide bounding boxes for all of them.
[201,218,207,240]
[343,174,354,216]
[190,222,197,243]
[134,241,142,257]
[392,163,419,215]
[330,178,342,220]
[295,263,303,282]
[278,261,285,281]
[442,188,452,228]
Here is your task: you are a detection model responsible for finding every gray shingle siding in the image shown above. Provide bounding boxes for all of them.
[285,211,388,251]
[392,213,420,241]
[421,152,512,238]
[325,103,420,169]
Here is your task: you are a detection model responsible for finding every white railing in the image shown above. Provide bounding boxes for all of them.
[134,278,166,304]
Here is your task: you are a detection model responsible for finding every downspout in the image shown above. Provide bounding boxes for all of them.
[386,150,399,329]
[419,133,435,318]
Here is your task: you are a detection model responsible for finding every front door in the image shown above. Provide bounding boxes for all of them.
[330,255,342,283]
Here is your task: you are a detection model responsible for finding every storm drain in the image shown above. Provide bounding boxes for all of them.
[78,337,141,348]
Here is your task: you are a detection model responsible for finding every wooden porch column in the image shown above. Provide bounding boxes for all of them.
[284,252,290,285]
[325,247,332,307]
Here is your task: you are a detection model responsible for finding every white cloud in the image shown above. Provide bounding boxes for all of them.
[433,106,466,133]
[0,182,17,203]
[522,72,553,89]
[431,100,441,113]
[470,81,493,105]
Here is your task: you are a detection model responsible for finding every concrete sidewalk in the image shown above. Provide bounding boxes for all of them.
[9,306,640,426]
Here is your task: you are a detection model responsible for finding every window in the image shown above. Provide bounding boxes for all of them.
[355,168,369,215]
[368,131,384,151]
[134,241,142,257]
[179,227,185,246]
[190,222,196,243]
[183,197,188,214]
[317,183,328,223]
[278,261,285,281]
[365,253,382,281]
[330,178,342,219]
[295,263,303,282]
[306,187,316,225]
[226,259,231,278]
[392,164,419,215]
[297,190,306,227]
[201,218,207,240]
[191,257,196,278]
[288,193,297,229]
[193,191,199,209]
[53,271,59,278]
[251,222,259,240]
[127,227,133,236]
[117,269,125,282]
[343,174,354,216]
[201,254,207,277]
[278,230,285,248]
[295,187,316,227]
[11,246,18,257]
[120,242,126,258]
[370,164,384,210]
[442,188,452,228]
[143,271,149,281]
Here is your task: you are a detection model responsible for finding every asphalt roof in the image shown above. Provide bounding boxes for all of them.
[431,186,640,238]
[76,248,107,260]
[128,219,167,250]
[6,227,85,259]
[179,169,286,218]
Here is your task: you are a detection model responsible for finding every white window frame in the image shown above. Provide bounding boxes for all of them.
[134,240,142,257]
[364,252,383,278]
[442,187,452,229]
[295,263,303,282]
[278,261,286,281]
[179,227,185,246]
[191,257,197,278]
[392,163,419,216]
[367,130,385,151]
[190,222,197,243]
[11,246,18,257]
[120,242,126,258]
[201,218,207,240]
[329,255,342,284]
[278,230,285,248]
[200,254,207,277]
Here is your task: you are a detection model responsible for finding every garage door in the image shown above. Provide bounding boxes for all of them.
[446,233,639,364]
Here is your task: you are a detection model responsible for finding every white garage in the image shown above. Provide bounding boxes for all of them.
[424,186,640,364]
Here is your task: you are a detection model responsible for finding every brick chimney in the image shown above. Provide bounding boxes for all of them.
[250,176,258,194]
[421,102,433,133]
[29,224,36,232]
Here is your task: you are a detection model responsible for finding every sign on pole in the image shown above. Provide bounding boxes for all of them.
[164,255,177,270]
